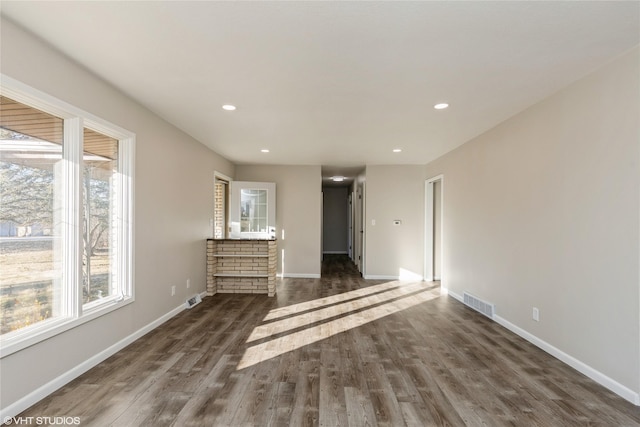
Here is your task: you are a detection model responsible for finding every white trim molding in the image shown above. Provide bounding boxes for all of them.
[213,170,232,183]
[445,290,640,406]
[0,75,136,358]
[424,174,444,282]
[0,302,190,421]
[493,315,640,406]
[364,272,424,282]
[278,273,321,279]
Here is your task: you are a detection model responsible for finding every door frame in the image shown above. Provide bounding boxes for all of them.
[352,181,366,275]
[347,192,353,259]
[213,171,232,238]
[424,175,443,282]
[361,181,366,276]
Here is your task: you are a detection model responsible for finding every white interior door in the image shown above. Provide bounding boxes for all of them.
[347,193,353,259]
[360,181,366,275]
[354,186,362,272]
[424,175,443,282]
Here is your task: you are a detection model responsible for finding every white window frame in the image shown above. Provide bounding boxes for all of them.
[0,75,135,358]
[229,181,276,239]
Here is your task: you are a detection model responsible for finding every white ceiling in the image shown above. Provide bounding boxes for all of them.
[2,1,639,181]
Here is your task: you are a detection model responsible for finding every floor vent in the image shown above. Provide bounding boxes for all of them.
[463,292,495,319]
[185,294,202,309]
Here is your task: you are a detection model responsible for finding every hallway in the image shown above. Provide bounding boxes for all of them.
[321,254,361,278]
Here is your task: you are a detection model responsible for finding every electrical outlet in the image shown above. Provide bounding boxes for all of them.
[171,285,176,296]
[532,307,539,321]
[186,279,190,289]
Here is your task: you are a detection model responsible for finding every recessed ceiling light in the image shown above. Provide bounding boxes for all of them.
[393,148,402,153]
[331,176,345,182]
[222,104,236,111]
[434,103,449,110]
[261,149,269,153]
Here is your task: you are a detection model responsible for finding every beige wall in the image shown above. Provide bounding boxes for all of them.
[235,165,322,277]
[425,48,640,396]
[1,18,235,411]
[364,165,426,279]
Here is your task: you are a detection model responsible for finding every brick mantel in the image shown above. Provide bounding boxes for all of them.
[206,239,277,297]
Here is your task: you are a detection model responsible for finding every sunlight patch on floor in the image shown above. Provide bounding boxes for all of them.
[237,282,439,370]
[263,280,412,322]
[246,281,428,343]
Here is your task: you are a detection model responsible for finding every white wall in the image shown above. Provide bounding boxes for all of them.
[0,18,235,413]
[364,165,426,280]
[235,165,322,278]
[322,187,349,254]
[425,47,640,401]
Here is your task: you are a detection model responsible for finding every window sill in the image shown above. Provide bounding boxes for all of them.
[0,296,134,358]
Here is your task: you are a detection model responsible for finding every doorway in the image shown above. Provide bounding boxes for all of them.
[424,175,443,282]
[213,172,231,238]
[352,181,365,275]
[322,186,350,257]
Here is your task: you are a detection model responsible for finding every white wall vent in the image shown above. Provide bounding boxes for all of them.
[463,292,495,319]
[185,294,202,309]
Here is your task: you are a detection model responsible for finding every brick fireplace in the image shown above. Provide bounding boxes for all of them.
[206,239,277,297]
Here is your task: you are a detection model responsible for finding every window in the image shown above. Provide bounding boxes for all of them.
[240,189,268,233]
[229,181,276,239]
[82,128,118,305]
[0,97,63,333]
[0,78,134,357]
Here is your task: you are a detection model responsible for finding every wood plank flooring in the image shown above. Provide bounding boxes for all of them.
[14,255,640,426]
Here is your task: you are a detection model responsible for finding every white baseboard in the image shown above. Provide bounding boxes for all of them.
[364,275,398,280]
[278,273,321,279]
[447,288,463,302]
[365,272,425,282]
[493,315,640,406]
[445,289,639,406]
[0,300,191,420]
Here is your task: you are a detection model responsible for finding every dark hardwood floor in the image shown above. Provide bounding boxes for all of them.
[14,254,640,426]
